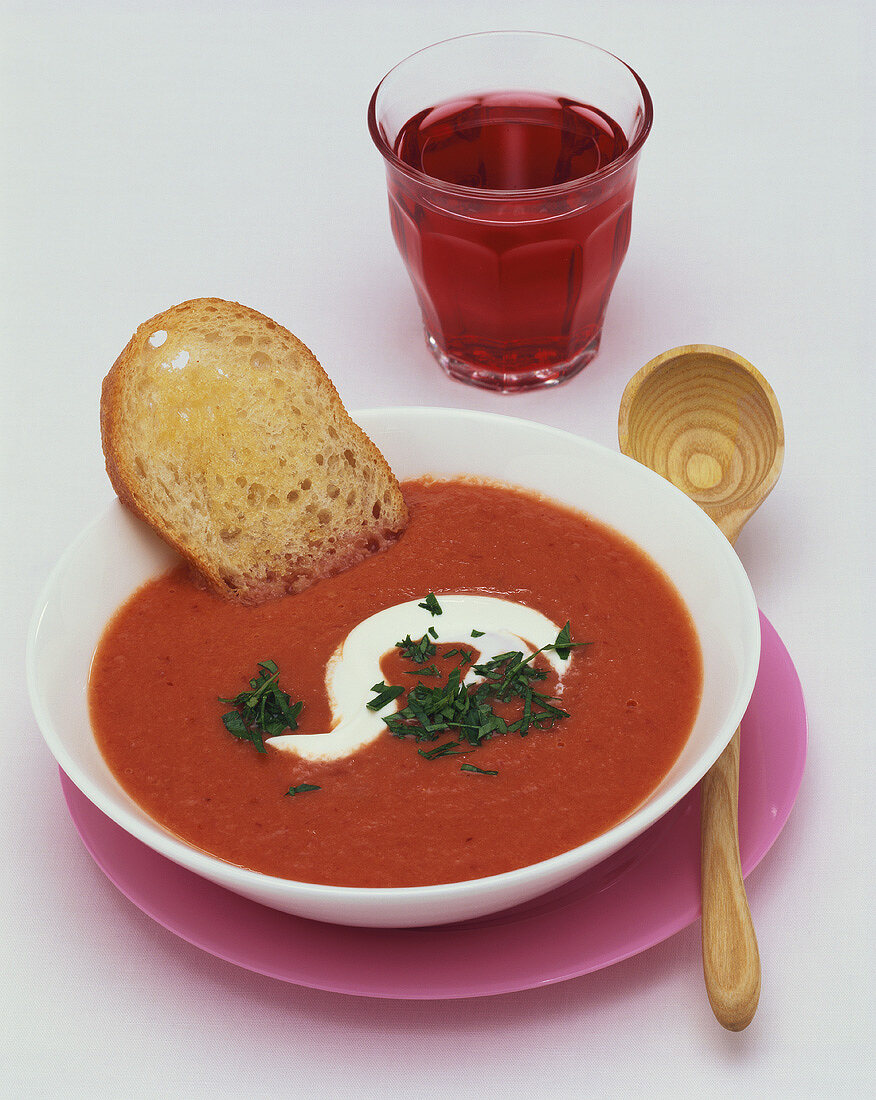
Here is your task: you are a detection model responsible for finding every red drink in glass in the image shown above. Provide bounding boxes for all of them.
[369,34,653,392]
[392,93,631,381]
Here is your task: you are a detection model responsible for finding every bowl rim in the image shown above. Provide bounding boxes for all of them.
[27,406,761,908]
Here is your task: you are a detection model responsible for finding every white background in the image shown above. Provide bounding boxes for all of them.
[2,1,872,1096]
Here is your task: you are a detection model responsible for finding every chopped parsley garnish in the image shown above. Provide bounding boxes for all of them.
[366,681,405,711]
[396,633,436,664]
[219,660,303,753]
[553,621,576,661]
[442,647,474,663]
[460,763,498,775]
[418,739,463,760]
[470,629,485,638]
[285,783,321,797]
[369,622,591,775]
[418,592,443,616]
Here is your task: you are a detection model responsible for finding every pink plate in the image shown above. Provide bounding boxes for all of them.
[61,611,805,999]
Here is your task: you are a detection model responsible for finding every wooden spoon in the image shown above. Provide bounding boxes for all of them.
[618,345,784,1031]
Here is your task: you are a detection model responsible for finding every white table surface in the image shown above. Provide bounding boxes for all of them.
[2,1,872,1096]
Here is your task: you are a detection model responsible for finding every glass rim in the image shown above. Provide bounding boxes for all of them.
[367,30,654,200]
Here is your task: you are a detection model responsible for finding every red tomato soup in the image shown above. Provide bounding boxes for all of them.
[89,479,702,887]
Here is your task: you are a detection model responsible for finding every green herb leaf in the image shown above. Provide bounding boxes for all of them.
[222,709,250,739]
[285,783,321,797]
[470,629,485,638]
[396,633,436,664]
[418,592,443,616]
[542,621,591,662]
[553,621,575,660]
[461,763,498,775]
[219,660,303,753]
[366,681,405,711]
[418,740,462,760]
[442,648,473,662]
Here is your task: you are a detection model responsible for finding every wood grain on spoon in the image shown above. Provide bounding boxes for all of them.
[618,345,784,1031]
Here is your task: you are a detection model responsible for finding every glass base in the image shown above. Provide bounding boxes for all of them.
[425,330,601,393]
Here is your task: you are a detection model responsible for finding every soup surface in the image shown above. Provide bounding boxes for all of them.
[89,479,702,887]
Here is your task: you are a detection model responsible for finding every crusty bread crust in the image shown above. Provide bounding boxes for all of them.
[100,298,408,603]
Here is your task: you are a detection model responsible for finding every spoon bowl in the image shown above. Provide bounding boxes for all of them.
[619,345,784,1031]
[619,345,784,544]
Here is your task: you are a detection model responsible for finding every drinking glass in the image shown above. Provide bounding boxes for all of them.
[368,32,653,392]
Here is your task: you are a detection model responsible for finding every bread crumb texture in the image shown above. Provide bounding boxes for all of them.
[101,298,408,603]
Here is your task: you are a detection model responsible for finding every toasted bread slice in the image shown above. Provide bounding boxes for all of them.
[100,298,408,603]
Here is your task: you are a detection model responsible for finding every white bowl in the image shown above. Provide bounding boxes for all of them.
[28,408,760,928]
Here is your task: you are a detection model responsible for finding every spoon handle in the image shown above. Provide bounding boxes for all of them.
[700,728,761,1030]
